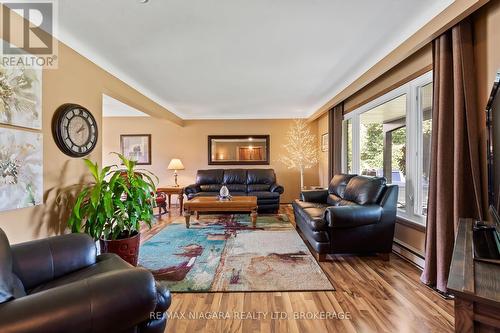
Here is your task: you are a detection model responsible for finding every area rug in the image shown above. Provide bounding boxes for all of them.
[138,214,334,292]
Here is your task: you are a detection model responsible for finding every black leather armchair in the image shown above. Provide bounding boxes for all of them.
[185,169,284,212]
[292,174,398,260]
[0,229,170,333]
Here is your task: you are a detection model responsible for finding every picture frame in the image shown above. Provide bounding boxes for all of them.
[321,133,328,152]
[208,135,270,165]
[120,134,152,165]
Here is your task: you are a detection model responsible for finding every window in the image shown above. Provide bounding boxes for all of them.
[343,119,353,174]
[342,72,433,225]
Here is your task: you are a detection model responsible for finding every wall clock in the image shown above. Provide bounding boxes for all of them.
[52,104,98,157]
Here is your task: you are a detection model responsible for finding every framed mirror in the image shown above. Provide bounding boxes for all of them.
[208,135,270,165]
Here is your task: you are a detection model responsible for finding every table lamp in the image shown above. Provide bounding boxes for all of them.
[167,158,185,187]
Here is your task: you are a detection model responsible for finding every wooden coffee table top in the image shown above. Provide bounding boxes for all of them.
[184,196,257,209]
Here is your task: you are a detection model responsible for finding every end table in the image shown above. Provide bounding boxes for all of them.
[156,186,185,215]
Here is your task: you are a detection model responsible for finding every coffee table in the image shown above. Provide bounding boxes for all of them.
[183,196,258,228]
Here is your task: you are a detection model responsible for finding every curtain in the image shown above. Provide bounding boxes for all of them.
[329,102,343,179]
[421,18,484,293]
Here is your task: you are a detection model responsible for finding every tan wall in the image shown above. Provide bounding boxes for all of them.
[316,113,329,188]
[0,6,181,244]
[474,0,500,217]
[102,118,319,203]
[344,44,433,114]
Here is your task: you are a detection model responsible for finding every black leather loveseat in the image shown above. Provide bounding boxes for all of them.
[293,174,398,261]
[185,169,284,212]
[0,228,171,333]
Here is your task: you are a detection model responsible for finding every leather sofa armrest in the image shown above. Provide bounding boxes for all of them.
[300,189,328,203]
[11,233,97,290]
[184,184,200,195]
[324,205,383,228]
[0,269,160,333]
[270,183,284,194]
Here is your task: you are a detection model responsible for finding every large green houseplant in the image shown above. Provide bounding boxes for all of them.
[68,153,158,265]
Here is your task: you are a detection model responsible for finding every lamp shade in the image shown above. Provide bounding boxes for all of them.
[167,158,185,170]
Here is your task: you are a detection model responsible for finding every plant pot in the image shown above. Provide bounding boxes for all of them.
[99,231,140,266]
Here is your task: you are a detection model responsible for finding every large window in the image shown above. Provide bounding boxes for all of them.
[342,72,433,225]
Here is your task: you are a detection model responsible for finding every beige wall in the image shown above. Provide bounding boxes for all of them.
[474,0,500,217]
[316,113,329,188]
[0,5,181,244]
[102,118,319,203]
[344,44,432,114]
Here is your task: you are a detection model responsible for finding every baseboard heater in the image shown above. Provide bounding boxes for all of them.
[392,240,425,269]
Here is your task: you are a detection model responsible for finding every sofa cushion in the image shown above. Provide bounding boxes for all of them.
[199,184,223,192]
[293,199,328,210]
[229,192,247,196]
[250,191,280,199]
[248,184,271,192]
[223,169,247,184]
[247,169,276,185]
[225,184,247,192]
[326,194,342,206]
[0,229,25,303]
[300,207,329,231]
[328,174,357,197]
[28,253,131,295]
[190,192,219,198]
[196,169,223,185]
[343,176,387,205]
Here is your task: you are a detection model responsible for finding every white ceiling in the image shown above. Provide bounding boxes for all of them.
[57,0,452,120]
[102,94,149,117]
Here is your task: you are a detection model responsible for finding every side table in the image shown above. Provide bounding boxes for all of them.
[157,186,185,215]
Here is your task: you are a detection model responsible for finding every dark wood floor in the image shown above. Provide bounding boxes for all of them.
[143,205,454,333]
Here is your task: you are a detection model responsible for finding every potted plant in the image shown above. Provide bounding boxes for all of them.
[67,153,158,266]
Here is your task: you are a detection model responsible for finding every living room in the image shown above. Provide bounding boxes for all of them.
[0,1,499,332]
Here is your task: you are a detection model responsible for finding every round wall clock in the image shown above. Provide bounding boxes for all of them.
[52,104,98,157]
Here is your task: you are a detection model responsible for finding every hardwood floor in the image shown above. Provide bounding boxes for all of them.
[143,205,454,333]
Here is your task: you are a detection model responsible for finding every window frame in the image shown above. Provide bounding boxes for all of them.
[342,71,433,226]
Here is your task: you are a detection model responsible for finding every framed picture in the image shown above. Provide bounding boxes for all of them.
[0,63,42,129]
[0,128,43,212]
[321,133,328,152]
[120,134,152,165]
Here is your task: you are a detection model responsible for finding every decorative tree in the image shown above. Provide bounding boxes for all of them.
[279,119,319,189]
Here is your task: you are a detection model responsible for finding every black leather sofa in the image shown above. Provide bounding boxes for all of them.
[0,228,170,333]
[185,169,284,212]
[293,174,398,260]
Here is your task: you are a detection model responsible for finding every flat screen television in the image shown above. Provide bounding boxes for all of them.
[475,70,500,264]
[487,70,500,215]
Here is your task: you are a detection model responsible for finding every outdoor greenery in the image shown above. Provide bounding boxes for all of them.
[360,123,406,176]
[67,153,158,241]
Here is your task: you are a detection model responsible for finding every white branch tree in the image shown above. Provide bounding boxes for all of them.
[279,119,319,189]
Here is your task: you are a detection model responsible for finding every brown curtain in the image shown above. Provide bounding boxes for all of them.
[329,102,343,179]
[421,18,484,292]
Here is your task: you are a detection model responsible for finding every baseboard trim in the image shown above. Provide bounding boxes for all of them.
[392,240,425,269]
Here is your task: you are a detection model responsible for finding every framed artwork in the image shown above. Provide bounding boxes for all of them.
[0,128,43,212]
[321,133,328,152]
[0,64,42,129]
[120,134,152,165]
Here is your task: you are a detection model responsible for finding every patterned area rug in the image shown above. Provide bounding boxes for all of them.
[138,214,334,292]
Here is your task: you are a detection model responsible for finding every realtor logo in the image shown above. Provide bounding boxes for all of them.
[1,1,58,68]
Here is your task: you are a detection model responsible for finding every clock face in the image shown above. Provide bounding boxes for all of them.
[53,104,98,157]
